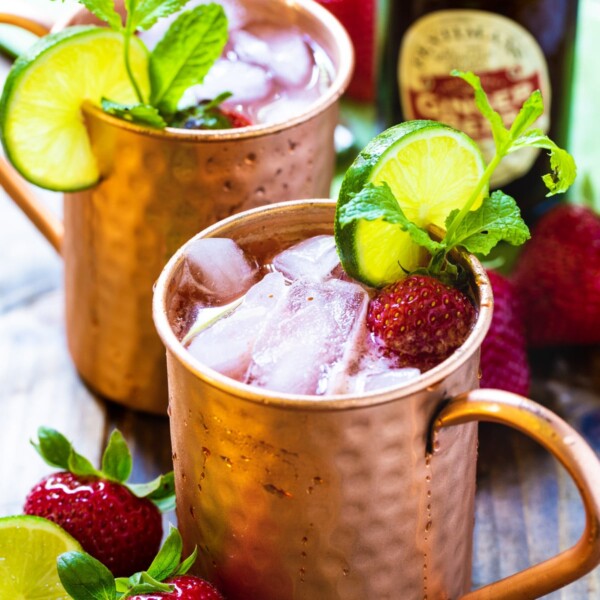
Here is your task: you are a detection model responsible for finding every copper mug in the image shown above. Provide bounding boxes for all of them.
[153,200,600,600]
[0,1,352,413]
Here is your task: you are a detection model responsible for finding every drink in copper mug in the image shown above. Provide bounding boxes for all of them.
[153,200,600,600]
[0,0,353,414]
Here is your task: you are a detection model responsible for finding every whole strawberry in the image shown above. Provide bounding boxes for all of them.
[58,527,225,600]
[24,427,175,577]
[512,203,600,346]
[367,274,476,371]
[480,270,530,395]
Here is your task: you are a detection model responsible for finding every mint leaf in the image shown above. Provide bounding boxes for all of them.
[173,546,198,576]
[338,182,444,256]
[129,0,192,31]
[31,427,72,469]
[508,90,544,139]
[452,70,510,152]
[169,91,233,129]
[147,526,183,581]
[444,191,531,256]
[72,0,123,31]
[509,129,577,195]
[150,3,228,114]
[57,551,117,600]
[102,99,167,129]
[101,430,132,483]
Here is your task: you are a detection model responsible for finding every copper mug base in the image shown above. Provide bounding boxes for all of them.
[153,200,600,599]
[0,1,353,414]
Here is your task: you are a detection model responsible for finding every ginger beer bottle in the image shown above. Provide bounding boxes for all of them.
[379,0,579,222]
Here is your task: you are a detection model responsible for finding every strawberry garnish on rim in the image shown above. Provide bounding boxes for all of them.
[24,427,175,577]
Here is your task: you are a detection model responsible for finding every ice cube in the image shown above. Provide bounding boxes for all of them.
[183,59,272,105]
[184,238,258,303]
[247,278,368,395]
[186,272,288,379]
[256,90,319,124]
[272,235,340,282]
[341,350,420,394]
[236,24,314,87]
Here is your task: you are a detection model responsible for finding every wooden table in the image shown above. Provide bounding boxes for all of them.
[1,2,600,599]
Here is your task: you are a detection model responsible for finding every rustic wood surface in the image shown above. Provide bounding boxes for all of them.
[1,2,600,598]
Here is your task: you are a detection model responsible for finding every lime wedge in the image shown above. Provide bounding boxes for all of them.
[335,120,487,287]
[0,26,150,191]
[0,515,82,599]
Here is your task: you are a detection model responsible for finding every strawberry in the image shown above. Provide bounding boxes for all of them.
[24,427,175,577]
[367,274,476,371]
[480,269,530,396]
[127,575,224,599]
[58,527,225,600]
[316,0,376,101]
[512,203,600,346]
[218,106,253,129]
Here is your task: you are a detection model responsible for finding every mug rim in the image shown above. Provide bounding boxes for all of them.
[152,199,494,411]
[53,0,354,141]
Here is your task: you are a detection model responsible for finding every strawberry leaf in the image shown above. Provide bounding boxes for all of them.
[68,449,102,479]
[128,471,176,512]
[173,546,198,576]
[150,3,228,114]
[146,526,183,581]
[101,430,133,483]
[31,427,72,470]
[444,191,531,255]
[57,551,117,600]
[337,182,444,256]
[122,573,173,597]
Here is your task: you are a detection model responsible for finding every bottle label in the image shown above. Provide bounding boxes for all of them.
[399,10,551,187]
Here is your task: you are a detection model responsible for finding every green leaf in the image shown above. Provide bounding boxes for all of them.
[102,99,167,129]
[74,0,123,31]
[123,573,173,597]
[338,182,444,256]
[508,89,544,139]
[147,526,183,581]
[168,91,233,129]
[128,471,176,512]
[452,70,510,152]
[68,449,102,479]
[509,129,577,196]
[444,191,531,256]
[31,427,72,470]
[150,3,228,114]
[173,546,198,576]
[57,551,117,600]
[101,430,132,483]
[129,0,192,31]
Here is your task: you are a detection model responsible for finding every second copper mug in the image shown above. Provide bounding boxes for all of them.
[153,200,600,600]
[0,0,352,413]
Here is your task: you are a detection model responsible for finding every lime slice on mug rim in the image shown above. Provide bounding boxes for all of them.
[335,120,487,287]
[0,514,82,599]
[0,26,150,192]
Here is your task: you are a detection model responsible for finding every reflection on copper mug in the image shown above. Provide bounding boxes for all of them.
[0,1,353,413]
[153,200,600,600]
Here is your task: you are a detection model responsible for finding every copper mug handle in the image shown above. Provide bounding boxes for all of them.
[432,388,600,599]
[0,13,63,253]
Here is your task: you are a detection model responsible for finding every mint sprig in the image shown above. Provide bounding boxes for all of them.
[338,70,577,284]
[61,0,229,128]
[58,527,197,599]
[31,427,175,510]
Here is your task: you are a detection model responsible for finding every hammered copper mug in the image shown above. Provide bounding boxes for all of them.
[0,1,352,413]
[153,200,600,600]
